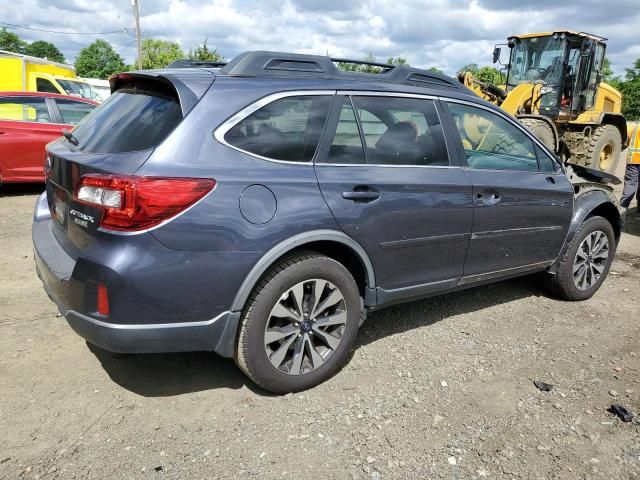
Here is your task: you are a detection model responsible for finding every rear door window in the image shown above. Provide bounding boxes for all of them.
[224,95,332,162]
[70,87,182,153]
[349,96,449,166]
[325,97,366,164]
[55,98,95,126]
[0,96,50,123]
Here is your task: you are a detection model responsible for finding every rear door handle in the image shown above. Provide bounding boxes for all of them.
[545,176,556,184]
[342,190,380,202]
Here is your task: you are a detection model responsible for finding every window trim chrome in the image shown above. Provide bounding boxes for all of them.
[213,90,336,165]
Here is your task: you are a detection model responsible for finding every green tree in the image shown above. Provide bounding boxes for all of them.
[25,40,65,63]
[74,40,125,78]
[387,56,408,67]
[0,27,27,54]
[620,58,640,120]
[457,63,505,84]
[141,38,184,69]
[426,67,443,74]
[188,39,223,62]
[337,54,408,73]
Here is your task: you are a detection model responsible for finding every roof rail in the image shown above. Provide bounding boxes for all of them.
[166,59,227,69]
[218,51,466,92]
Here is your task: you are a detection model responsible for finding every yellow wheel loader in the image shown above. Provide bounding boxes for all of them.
[459,31,626,173]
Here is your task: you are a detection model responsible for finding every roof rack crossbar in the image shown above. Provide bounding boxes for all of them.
[330,57,395,70]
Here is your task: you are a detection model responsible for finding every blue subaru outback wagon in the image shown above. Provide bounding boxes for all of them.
[33,51,623,393]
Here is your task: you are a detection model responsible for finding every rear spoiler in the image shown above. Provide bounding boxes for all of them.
[108,70,215,116]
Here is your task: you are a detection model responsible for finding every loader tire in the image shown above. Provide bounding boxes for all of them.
[520,118,556,152]
[585,125,621,174]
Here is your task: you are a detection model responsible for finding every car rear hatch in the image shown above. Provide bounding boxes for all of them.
[45,69,215,256]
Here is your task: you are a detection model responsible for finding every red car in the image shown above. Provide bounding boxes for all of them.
[0,91,97,184]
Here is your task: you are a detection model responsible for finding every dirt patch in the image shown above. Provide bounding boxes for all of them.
[1,174,639,479]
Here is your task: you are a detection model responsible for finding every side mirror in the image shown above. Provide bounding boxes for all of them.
[492,47,501,64]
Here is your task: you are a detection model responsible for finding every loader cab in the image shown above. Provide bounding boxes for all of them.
[505,32,607,120]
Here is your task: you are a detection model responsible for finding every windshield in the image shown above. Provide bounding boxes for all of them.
[508,36,566,86]
[58,79,94,99]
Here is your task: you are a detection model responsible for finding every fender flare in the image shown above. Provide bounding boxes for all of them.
[548,189,621,274]
[230,229,376,312]
[213,229,377,358]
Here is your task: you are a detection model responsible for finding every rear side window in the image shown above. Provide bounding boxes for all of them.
[224,96,332,162]
[0,97,50,123]
[70,87,182,153]
[55,98,95,126]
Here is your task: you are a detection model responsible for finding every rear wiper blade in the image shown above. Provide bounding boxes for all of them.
[62,129,79,146]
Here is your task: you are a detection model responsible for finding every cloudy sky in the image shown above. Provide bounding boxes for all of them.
[3,0,640,76]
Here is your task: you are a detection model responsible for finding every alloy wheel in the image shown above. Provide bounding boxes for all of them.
[264,279,347,375]
[573,230,609,291]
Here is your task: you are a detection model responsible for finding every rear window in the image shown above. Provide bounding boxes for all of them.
[70,86,182,153]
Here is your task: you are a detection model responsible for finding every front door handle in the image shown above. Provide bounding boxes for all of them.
[342,188,380,202]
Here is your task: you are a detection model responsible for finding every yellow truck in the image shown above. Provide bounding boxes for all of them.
[0,50,93,99]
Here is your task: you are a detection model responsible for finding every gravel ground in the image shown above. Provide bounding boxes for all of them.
[1,162,639,479]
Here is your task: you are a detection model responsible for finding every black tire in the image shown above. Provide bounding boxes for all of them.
[544,216,615,301]
[235,252,361,393]
[585,125,621,174]
[520,118,556,151]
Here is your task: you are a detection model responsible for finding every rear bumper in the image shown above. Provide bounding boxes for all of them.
[32,192,242,356]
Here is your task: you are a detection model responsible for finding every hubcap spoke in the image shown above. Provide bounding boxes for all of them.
[311,325,341,350]
[290,283,305,318]
[270,302,302,322]
[308,280,327,319]
[268,334,298,369]
[306,335,325,369]
[314,310,347,328]
[311,288,342,319]
[288,335,306,375]
[264,324,298,344]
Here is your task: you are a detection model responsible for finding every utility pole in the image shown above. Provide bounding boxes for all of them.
[131,0,142,69]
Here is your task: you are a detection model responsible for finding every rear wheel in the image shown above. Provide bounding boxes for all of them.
[544,216,615,301]
[520,118,556,152]
[586,125,621,173]
[236,252,361,393]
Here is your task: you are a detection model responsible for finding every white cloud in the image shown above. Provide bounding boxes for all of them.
[1,0,638,77]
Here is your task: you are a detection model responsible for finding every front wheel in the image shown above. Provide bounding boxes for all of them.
[544,216,615,301]
[236,252,361,393]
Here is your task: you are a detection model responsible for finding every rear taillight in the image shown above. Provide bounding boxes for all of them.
[97,283,110,316]
[74,175,215,232]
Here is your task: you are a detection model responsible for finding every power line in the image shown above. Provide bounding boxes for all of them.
[0,21,130,35]
[117,37,137,56]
